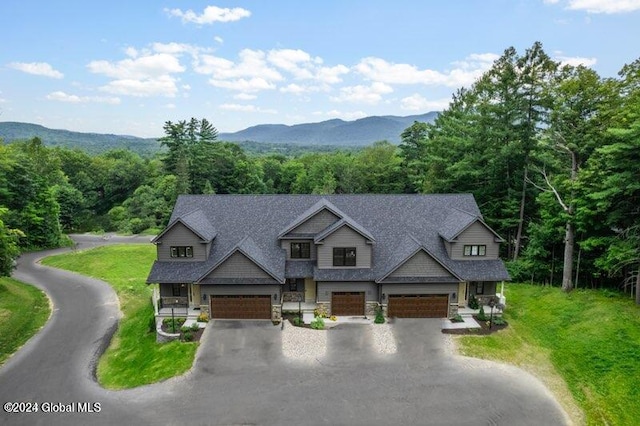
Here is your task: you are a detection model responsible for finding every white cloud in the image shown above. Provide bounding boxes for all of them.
[315,64,350,84]
[314,109,368,121]
[219,103,277,114]
[267,48,315,79]
[165,6,251,24]
[214,36,224,44]
[88,53,185,97]
[331,82,393,104]
[98,75,180,97]
[400,93,450,111]
[566,0,640,13]
[234,93,257,100]
[46,91,120,104]
[355,53,497,88]
[88,53,185,79]
[280,83,308,94]
[164,103,176,109]
[209,77,276,92]
[9,62,64,79]
[545,0,640,13]
[554,54,598,67]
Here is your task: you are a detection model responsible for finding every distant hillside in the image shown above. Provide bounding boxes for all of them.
[0,112,439,155]
[218,112,439,145]
[0,122,161,156]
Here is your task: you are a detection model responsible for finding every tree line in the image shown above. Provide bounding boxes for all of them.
[0,42,638,303]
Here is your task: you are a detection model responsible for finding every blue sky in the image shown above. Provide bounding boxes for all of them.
[2,0,639,137]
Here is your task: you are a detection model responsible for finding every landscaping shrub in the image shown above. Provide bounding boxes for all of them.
[468,294,479,309]
[374,306,385,324]
[190,322,199,332]
[292,316,302,326]
[310,316,325,330]
[492,316,506,325]
[477,306,488,321]
[183,331,193,342]
[451,314,464,323]
[313,305,329,318]
[197,312,209,322]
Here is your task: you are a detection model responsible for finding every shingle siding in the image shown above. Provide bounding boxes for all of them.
[389,251,453,278]
[157,222,207,261]
[450,221,500,260]
[205,252,271,279]
[317,226,372,269]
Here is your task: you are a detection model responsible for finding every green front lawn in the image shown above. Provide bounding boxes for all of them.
[42,245,197,389]
[0,277,51,366]
[458,283,640,426]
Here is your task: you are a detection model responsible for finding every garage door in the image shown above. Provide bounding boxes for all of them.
[331,292,365,316]
[387,294,449,318]
[210,295,271,319]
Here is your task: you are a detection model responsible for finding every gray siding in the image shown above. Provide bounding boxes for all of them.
[317,226,372,269]
[157,222,207,261]
[204,252,271,279]
[200,284,280,304]
[317,281,378,302]
[389,251,453,278]
[450,221,500,260]
[469,281,497,296]
[290,209,339,234]
[159,282,188,297]
[280,239,317,260]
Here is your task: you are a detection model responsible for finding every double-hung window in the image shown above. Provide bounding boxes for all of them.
[170,246,193,258]
[333,247,356,266]
[463,245,486,257]
[291,242,311,259]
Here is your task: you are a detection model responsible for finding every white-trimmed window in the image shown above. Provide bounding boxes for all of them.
[463,245,486,256]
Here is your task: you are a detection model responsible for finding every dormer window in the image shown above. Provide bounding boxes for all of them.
[171,246,193,258]
[463,245,486,256]
[333,247,356,266]
[291,242,311,259]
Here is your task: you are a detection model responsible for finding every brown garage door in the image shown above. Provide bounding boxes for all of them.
[210,295,271,319]
[387,294,449,318]
[331,292,365,316]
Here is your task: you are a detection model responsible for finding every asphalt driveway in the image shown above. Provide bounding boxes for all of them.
[0,236,569,425]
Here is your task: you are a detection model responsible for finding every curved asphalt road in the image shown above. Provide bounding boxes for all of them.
[0,235,571,426]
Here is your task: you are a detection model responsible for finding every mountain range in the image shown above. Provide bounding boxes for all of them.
[0,112,438,155]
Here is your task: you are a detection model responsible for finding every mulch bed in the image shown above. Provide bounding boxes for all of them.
[441,315,508,335]
[160,321,205,342]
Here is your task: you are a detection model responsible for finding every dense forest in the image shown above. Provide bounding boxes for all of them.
[0,42,638,302]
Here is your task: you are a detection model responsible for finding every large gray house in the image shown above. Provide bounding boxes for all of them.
[146,194,510,321]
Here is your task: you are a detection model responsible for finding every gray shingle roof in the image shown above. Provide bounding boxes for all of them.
[151,208,216,243]
[314,217,375,244]
[147,194,510,284]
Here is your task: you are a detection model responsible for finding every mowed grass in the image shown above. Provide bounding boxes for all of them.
[457,283,640,426]
[42,245,198,389]
[0,277,51,366]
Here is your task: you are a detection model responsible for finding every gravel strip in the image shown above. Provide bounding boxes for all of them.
[281,322,327,363]
[371,323,397,355]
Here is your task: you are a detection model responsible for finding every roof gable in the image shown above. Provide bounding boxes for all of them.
[152,209,216,243]
[197,236,283,283]
[314,217,375,244]
[439,208,503,242]
[278,198,345,238]
[378,237,460,283]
